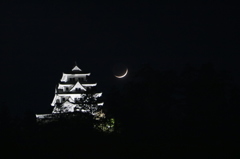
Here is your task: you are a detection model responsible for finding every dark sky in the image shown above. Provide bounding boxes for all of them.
[0,2,239,115]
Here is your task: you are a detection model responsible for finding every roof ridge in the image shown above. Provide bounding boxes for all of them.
[72,65,82,71]
[70,81,86,92]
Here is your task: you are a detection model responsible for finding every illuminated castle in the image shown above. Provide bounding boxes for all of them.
[36,64,104,121]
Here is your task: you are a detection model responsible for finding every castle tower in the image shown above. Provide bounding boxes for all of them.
[51,65,104,115]
[36,64,104,121]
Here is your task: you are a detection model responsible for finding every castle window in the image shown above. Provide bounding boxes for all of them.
[75,98,80,102]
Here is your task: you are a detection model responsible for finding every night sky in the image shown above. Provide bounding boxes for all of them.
[0,2,239,116]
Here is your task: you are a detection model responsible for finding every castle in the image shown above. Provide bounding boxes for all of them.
[36,64,105,122]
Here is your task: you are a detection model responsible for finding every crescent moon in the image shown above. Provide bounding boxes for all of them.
[115,68,128,78]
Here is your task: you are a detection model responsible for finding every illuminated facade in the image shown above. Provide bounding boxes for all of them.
[36,65,104,121]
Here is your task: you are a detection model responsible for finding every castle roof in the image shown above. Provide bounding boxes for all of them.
[70,81,86,91]
[58,81,97,87]
[63,65,90,74]
[60,73,90,82]
[72,65,82,71]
